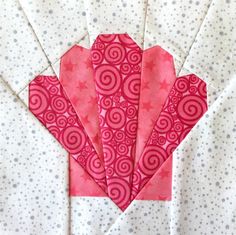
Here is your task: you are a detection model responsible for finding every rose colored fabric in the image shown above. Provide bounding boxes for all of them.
[136,46,176,165]
[91,34,142,210]
[60,45,103,160]
[29,75,107,193]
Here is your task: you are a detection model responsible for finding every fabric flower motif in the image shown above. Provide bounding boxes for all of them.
[29,34,208,211]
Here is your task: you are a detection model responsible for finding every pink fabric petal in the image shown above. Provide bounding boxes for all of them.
[136,46,176,165]
[91,34,142,210]
[60,45,103,161]
[29,75,107,193]
[131,74,207,199]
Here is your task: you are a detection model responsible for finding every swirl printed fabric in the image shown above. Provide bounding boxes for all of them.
[29,76,107,192]
[131,74,207,199]
[28,33,208,211]
[91,34,142,210]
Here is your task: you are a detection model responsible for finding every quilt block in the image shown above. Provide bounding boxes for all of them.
[1,0,235,234]
[29,34,207,211]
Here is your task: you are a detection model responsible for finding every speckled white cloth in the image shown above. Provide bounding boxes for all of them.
[0,0,236,234]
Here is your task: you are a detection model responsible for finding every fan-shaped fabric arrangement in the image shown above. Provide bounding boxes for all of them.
[29,34,207,211]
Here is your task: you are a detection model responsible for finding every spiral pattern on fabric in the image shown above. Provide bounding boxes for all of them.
[95,65,121,95]
[177,95,207,125]
[60,126,86,154]
[86,152,106,180]
[139,146,167,176]
[106,107,126,129]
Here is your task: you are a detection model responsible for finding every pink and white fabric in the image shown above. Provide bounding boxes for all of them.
[91,34,142,210]
[28,34,208,211]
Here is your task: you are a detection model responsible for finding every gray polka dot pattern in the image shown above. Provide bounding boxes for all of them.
[84,0,147,33]
[144,0,212,66]
[183,0,236,91]
[18,0,87,63]
[71,197,121,235]
[106,201,171,235]
[0,78,69,235]
[0,0,49,94]
[83,0,147,47]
